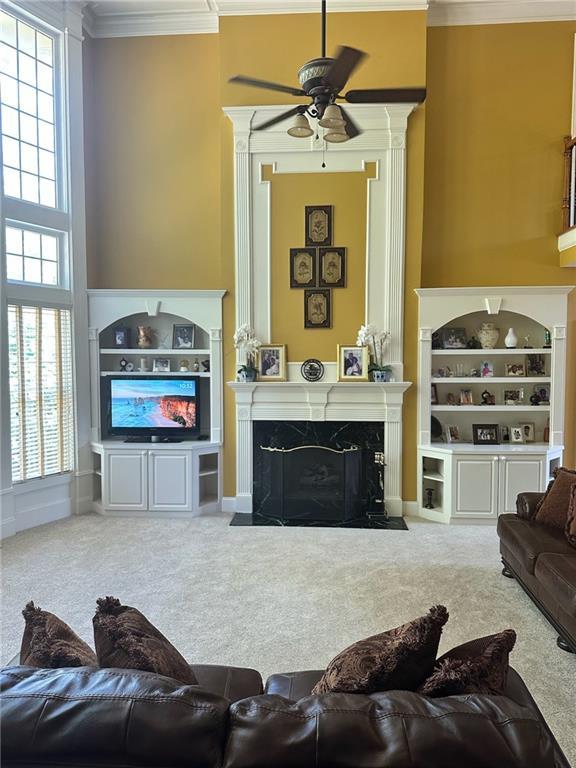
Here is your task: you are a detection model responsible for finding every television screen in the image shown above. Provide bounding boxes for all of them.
[110,378,198,431]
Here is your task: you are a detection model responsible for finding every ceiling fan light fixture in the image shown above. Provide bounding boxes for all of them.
[324,126,349,143]
[287,113,314,138]
[318,104,345,129]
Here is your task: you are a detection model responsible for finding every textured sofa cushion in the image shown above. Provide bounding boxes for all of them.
[225,689,555,768]
[0,666,227,768]
[418,630,516,697]
[497,514,573,575]
[534,554,576,618]
[565,484,576,548]
[311,605,448,695]
[535,467,576,530]
[92,596,197,685]
[20,601,97,669]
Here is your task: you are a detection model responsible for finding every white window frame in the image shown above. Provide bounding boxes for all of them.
[0,0,89,538]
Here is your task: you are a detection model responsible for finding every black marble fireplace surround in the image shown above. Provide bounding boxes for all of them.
[252,421,389,527]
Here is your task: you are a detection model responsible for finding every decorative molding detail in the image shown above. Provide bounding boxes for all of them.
[428,0,576,27]
[210,328,223,340]
[83,7,219,39]
[553,325,567,339]
[145,300,161,317]
[558,227,576,256]
[484,296,502,314]
[88,327,98,340]
[419,327,432,341]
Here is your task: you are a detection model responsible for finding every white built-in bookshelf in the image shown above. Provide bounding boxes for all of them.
[415,286,572,524]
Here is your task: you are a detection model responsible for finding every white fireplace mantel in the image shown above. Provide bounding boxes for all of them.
[224,102,418,517]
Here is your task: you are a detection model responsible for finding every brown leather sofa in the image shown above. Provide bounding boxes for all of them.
[498,492,576,654]
[1,660,570,767]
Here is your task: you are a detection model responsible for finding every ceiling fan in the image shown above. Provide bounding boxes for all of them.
[228,0,426,142]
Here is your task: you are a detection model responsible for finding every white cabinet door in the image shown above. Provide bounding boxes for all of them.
[499,455,545,515]
[148,451,193,512]
[104,451,148,510]
[453,455,498,518]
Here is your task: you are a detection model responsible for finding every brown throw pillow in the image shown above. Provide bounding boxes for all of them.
[535,467,576,530]
[565,484,576,549]
[419,629,516,697]
[93,596,197,685]
[311,605,449,695]
[20,601,97,668]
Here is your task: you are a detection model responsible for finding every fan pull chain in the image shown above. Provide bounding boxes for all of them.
[321,139,326,169]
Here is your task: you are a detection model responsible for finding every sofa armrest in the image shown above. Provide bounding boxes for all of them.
[516,492,544,520]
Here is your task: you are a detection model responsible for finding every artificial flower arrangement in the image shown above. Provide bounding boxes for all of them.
[356,324,392,381]
[233,324,261,381]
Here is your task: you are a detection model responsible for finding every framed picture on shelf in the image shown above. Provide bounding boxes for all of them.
[318,247,346,288]
[526,354,546,376]
[480,360,494,377]
[153,358,170,372]
[113,326,130,348]
[431,383,438,404]
[500,425,510,442]
[441,328,467,349]
[445,424,460,443]
[305,205,333,247]
[337,345,369,381]
[505,362,525,377]
[304,288,331,329]
[510,425,524,443]
[472,423,500,445]
[534,384,550,403]
[172,324,195,349]
[459,389,473,405]
[520,422,535,443]
[258,345,286,381]
[290,247,317,288]
[504,389,521,405]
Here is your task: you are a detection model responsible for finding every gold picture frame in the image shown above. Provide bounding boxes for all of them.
[337,345,369,381]
[257,345,286,381]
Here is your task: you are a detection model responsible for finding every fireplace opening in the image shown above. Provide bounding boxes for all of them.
[252,421,386,527]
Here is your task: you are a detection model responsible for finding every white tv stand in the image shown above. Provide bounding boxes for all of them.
[87,290,225,518]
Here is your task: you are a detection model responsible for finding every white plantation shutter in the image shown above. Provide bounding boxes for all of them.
[8,304,74,482]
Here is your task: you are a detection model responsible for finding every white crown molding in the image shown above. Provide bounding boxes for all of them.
[414,285,575,296]
[81,0,576,37]
[428,0,576,27]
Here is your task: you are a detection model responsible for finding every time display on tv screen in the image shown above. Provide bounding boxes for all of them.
[110,379,197,429]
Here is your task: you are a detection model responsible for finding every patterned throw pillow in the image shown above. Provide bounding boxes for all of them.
[419,629,516,697]
[311,605,449,695]
[20,601,97,668]
[93,596,197,685]
[565,484,576,549]
[535,467,576,530]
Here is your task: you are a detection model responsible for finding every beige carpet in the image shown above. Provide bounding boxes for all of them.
[2,513,575,764]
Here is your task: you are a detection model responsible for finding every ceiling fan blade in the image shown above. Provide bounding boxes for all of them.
[324,46,366,92]
[229,75,305,97]
[338,105,361,139]
[345,87,426,104]
[254,105,306,131]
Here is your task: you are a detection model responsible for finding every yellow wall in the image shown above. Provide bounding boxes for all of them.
[423,21,576,466]
[266,167,369,359]
[84,13,575,503]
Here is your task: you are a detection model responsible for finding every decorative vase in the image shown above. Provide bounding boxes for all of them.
[244,368,257,382]
[504,328,518,349]
[372,369,391,382]
[477,322,500,349]
[137,325,153,348]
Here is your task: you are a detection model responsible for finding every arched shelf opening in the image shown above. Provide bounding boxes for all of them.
[99,311,210,354]
[433,310,549,351]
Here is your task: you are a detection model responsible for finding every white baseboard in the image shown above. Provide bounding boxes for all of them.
[402,500,418,518]
[0,488,16,540]
[221,496,237,513]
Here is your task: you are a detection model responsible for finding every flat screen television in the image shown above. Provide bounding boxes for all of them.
[104,375,201,439]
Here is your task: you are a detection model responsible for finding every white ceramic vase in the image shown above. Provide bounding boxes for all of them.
[477,322,500,349]
[504,327,518,348]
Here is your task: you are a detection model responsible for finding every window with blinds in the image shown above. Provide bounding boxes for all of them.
[8,304,74,483]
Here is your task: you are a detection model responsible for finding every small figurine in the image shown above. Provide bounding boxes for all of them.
[523,335,533,349]
[445,366,453,377]
[192,358,200,372]
[543,329,552,348]
[480,389,495,405]
[470,368,480,377]
[467,336,482,349]
[119,357,128,371]
[446,392,457,406]
[179,360,190,372]
[530,392,541,406]
[137,325,154,348]
[201,359,210,372]
[424,488,434,509]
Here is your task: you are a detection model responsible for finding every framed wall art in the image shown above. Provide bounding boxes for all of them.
[318,247,346,288]
[304,288,331,329]
[290,247,317,288]
[305,205,333,247]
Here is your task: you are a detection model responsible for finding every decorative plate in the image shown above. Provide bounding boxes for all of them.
[301,359,324,382]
